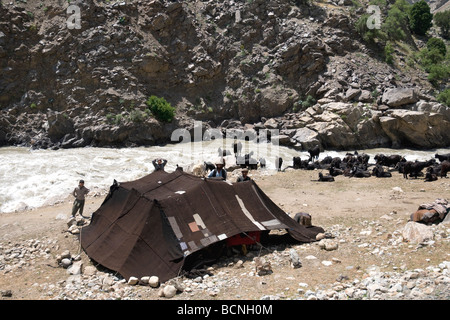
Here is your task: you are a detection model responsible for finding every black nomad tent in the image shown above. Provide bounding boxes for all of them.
[80,170,324,282]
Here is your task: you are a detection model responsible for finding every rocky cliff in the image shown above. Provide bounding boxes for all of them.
[0,0,449,151]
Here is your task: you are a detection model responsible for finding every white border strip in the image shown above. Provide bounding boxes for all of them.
[235,195,265,230]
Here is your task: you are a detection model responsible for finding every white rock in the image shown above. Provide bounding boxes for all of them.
[67,261,83,275]
[61,258,72,268]
[163,285,177,298]
[149,276,160,288]
[140,276,150,284]
[127,277,139,285]
[402,221,434,244]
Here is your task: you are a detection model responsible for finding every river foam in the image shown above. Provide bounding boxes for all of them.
[1,141,449,213]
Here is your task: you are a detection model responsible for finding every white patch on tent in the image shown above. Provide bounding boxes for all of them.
[224,180,233,185]
[261,219,283,228]
[218,233,227,240]
[167,216,183,239]
[200,237,212,247]
[180,242,188,251]
[193,213,206,229]
[175,190,186,194]
[235,195,265,230]
[188,241,198,251]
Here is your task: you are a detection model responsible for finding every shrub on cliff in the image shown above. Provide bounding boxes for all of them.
[145,95,175,123]
[434,10,450,39]
[437,88,450,107]
[409,0,433,36]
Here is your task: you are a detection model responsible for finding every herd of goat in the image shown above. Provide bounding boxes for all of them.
[198,143,450,182]
[298,150,450,182]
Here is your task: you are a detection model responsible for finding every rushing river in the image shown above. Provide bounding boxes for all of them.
[0,139,449,213]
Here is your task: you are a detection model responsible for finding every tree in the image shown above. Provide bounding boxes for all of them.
[434,10,450,39]
[382,6,408,41]
[145,95,175,123]
[409,0,433,35]
[427,37,447,57]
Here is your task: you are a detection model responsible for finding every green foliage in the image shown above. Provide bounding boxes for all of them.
[427,63,450,86]
[129,109,145,123]
[355,14,385,43]
[416,45,449,87]
[384,41,394,64]
[427,37,447,57]
[437,88,450,107]
[145,95,175,123]
[434,10,450,39]
[294,95,316,112]
[382,2,410,41]
[409,0,433,35]
[106,113,123,125]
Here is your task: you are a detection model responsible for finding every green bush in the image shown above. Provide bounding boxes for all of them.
[426,37,447,57]
[355,14,385,43]
[145,95,175,123]
[409,0,433,36]
[384,41,394,64]
[427,64,450,86]
[437,88,450,107]
[382,1,410,41]
[434,10,450,39]
[129,109,145,123]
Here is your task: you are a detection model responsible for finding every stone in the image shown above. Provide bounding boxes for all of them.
[289,249,302,269]
[344,88,361,102]
[67,261,83,275]
[318,239,339,251]
[254,257,272,276]
[140,276,150,284]
[402,221,434,244]
[83,266,97,276]
[382,88,418,107]
[292,127,321,150]
[163,285,177,298]
[127,277,139,285]
[61,258,72,268]
[148,276,160,288]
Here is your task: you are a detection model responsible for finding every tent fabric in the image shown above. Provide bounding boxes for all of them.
[80,170,324,282]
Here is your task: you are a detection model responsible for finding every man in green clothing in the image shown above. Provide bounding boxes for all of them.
[72,180,90,218]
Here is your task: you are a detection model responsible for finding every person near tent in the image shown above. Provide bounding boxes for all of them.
[208,158,227,180]
[236,168,251,183]
[71,179,90,218]
[152,158,167,171]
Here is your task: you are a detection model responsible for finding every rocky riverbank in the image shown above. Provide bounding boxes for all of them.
[1,169,449,300]
[1,0,449,151]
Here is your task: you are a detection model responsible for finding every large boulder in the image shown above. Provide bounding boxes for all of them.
[47,113,75,142]
[291,127,321,150]
[380,110,450,148]
[402,221,433,244]
[382,88,418,108]
[307,120,357,150]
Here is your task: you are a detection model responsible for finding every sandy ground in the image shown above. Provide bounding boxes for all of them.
[0,168,449,300]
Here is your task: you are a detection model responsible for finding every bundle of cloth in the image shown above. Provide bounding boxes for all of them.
[410,198,450,225]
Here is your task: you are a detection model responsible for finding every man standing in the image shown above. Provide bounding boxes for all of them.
[208,158,227,180]
[72,180,90,218]
[236,168,251,182]
[152,158,167,171]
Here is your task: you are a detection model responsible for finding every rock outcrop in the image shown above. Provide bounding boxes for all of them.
[0,0,448,150]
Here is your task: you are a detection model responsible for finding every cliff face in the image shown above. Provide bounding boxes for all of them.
[0,0,449,150]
